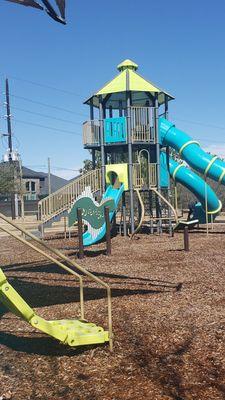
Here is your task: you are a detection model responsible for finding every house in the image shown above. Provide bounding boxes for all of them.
[22,166,68,200]
[0,162,68,216]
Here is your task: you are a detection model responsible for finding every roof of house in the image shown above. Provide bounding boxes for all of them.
[22,166,68,193]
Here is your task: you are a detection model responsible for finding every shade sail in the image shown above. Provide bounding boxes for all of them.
[5,0,66,23]
[6,0,43,9]
[55,0,65,19]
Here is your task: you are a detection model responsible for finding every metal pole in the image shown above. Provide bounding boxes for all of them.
[174,183,178,214]
[165,94,169,119]
[165,96,172,235]
[211,214,214,230]
[166,146,172,236]
[205,179,209,236]
[104,206,111,256]
[90,99,94,120]
[48,157,51,196]
[122,192,127,236]
[5,79,13,159]
[77,208,84,259]
[119,100,123,117]
[126,81,134,234]
[99,98,105,193]
[92,150,96,170]
[5,79,16,220]
[154,93,162,233]
[18,157,24,219]
[184,226,189,251]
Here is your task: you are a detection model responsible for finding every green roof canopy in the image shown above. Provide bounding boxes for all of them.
[84,59,174,109]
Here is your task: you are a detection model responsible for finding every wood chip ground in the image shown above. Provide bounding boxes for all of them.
[0,226,225,399]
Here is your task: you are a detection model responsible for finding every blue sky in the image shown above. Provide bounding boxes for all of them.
[0,0,225,179]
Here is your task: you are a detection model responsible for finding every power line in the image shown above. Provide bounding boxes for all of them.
[9,105,82,125]
[12,119,82,136]
[25,164,80,172]
[1,73,84,97]
[173,117,225,132]
[6,93,88,117]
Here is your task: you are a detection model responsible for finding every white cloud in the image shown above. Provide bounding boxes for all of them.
[53,169,80,181]
[204,144,225,160]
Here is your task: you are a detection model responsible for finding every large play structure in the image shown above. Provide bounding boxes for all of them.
[38,59,224,243]
[1,59,225,350]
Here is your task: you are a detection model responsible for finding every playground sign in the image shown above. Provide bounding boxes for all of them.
[68,187,116,229]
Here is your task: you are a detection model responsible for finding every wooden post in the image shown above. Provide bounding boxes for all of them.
[184,226,189,251]
[122,205,127,236]
[77,208,84,259]
[64,216,67,239]
[104,206,111,256]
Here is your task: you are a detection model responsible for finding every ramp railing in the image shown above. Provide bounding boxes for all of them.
[38,169,102,222]
[0,213,113,350]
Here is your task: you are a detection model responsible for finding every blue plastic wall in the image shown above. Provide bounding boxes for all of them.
[104,117,127,144]
[160,152,169,188]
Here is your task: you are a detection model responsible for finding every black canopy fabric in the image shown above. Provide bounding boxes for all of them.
[5,0,66,23]
[6,0,43,9]
[55,0,65,19]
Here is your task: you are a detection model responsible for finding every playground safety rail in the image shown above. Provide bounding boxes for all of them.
[131,106,155,143]
[83,107,155,146]
[0,213,113,351]
[38,169,102,222]
[133,163,157,188]
[83,120,100,146]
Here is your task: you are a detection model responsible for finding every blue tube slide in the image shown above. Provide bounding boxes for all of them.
[161,153,221,221]
[159,119,223,221]
[83,184,124,246]
[160,118,225,186]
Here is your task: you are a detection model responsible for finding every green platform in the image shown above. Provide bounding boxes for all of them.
[0,269,109,347]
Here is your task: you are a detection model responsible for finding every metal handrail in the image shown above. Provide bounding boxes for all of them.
[38,169,102,222]
[0,213,113,351]
[133,163,157,188]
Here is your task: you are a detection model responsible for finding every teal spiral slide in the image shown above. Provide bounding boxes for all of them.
[160,118,223,222]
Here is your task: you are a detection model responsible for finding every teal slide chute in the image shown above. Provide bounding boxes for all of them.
[161,153,221,222]
[83,184,124,246]
[160,118,223,222]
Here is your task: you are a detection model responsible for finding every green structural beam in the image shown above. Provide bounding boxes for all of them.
[0,268,109,347]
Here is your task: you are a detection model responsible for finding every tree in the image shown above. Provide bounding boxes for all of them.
[0,162,21,196]
[80,151,102,174]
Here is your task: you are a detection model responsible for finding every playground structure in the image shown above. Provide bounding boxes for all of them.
[38,59,225,245]
[1,59,225,350]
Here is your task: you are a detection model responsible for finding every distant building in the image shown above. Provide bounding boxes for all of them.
[22,166,68,200]
[0,162,68,201]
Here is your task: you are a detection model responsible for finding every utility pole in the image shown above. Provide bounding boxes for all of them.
[5,78,16,219]
[48,157,51,195]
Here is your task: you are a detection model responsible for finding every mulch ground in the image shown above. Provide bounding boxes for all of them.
[1,225,225,400]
